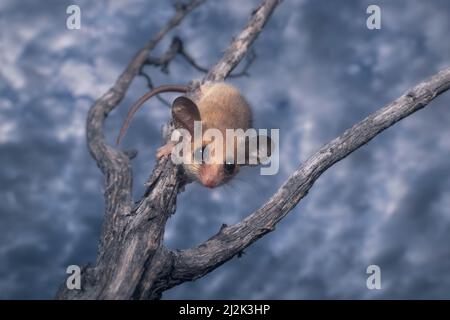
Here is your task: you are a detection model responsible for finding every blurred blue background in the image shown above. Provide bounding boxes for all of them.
[0,0,449,299]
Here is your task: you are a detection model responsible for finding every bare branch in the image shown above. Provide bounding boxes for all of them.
[179,48,208,73]
[139,35,257,107]
[145,37,184,73]
[180,48,257,78]
[56,0,450,300]
[227,49,257,78]
[86,0,205,231]
[120,0,284,299]
[205,0,282,82]
[168,67,450,285]
[88,0,205,173]
[56,0,205,300]
[83,0,278,300]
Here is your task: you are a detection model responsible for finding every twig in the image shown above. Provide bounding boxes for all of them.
[138,35,257,108]
[181,48,257,77]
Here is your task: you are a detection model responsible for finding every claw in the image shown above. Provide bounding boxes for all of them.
[156,142,175,160]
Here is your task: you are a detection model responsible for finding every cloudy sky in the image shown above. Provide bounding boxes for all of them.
[0,0,449,299]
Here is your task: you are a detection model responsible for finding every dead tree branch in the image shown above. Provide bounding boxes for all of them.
[55,0,206,299]
[205,0,280,82]
[169,67,450,284]
[56,0,450,301]
[56,0,280,300]
[139,34,258,105]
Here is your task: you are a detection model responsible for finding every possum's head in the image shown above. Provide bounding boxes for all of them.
[182,143,239,188]
[172,96,273,188]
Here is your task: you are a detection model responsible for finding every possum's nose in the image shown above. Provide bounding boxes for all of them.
[200,165,222,188]
[202,178,218,188]
[200,176,219,188]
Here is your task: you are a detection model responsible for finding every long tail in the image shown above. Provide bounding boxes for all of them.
[116,84,188,146]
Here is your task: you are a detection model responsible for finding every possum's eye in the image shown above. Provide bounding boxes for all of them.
[194,145,208,163]
[223,161,236,175]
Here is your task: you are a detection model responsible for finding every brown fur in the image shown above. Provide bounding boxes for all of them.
[197,83,252,132]
[120,82,254,188]
[181,83,252,188]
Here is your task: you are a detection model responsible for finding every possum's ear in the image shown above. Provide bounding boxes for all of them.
[244,135,274,166]
[172,96,201,135]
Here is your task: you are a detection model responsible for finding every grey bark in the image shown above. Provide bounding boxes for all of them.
[56,0,282,300]
[56,0,450,300]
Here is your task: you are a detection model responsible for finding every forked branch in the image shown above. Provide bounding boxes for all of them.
[169,67,450,285]
[56,0,281,300]
[57,0,450,300]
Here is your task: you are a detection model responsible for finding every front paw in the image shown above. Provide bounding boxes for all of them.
[156,142,175,160]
